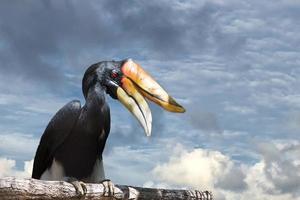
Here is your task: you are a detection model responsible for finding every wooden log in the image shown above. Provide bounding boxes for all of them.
[0,177,213,200]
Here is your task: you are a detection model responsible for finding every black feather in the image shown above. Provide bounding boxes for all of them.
[32,100,81,179]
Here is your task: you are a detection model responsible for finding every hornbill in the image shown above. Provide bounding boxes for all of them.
[32,59,185,195]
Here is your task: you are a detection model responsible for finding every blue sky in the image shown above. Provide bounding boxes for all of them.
[0,1,300,199]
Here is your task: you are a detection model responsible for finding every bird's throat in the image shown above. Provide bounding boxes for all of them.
[86,83,106,111]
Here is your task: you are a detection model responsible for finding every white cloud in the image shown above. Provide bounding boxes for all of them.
[153,146,236,191]
[150,143,300,200]
[255,141,300,196]
[0,157,33,178]
[237,160,299,200]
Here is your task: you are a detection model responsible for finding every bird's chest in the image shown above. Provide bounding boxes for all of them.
[76,111,107,144]
[54,113,107,178]
[57,119,105,160]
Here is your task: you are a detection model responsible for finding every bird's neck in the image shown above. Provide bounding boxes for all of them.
[85,83,106,112]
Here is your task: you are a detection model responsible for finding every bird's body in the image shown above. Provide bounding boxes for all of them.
[32,59,185,194]
[32,82,110,182]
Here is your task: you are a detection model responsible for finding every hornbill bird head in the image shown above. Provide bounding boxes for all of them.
[82,59,185,136]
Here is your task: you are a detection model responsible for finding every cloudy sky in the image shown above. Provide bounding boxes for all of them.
[0,0,300,199]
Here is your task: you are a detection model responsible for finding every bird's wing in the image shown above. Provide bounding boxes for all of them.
[32,100,81,179]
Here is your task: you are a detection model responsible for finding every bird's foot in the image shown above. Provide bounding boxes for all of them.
[101,179,115,197]
[64,177,87,196]
[71,180,87,196]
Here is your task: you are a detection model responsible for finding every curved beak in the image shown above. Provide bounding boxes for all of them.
[116,59,185,136]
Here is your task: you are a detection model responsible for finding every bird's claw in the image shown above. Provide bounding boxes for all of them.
[101,179,115,197]
[71,180,87,196]
[64,177,87,196]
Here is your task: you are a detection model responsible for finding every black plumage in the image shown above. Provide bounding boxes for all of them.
[32,62,112,180]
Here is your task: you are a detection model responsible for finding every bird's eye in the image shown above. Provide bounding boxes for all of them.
[111,70,118,79]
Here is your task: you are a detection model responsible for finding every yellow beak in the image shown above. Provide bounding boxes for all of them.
[116,59,185,136]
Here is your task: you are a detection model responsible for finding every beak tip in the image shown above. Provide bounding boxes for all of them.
[180,107,186,113]
[168,97,186,113]
[175,106,186,113]
[145,129,151,137]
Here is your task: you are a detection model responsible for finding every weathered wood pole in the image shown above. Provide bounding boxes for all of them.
[0,177,213,200]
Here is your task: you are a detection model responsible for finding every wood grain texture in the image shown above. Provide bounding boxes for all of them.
[0,177,213,200]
